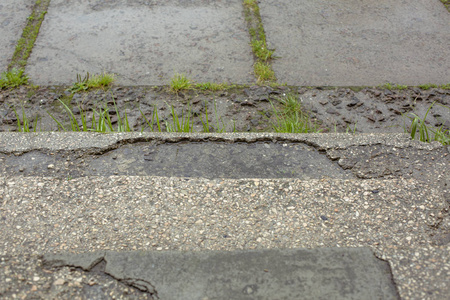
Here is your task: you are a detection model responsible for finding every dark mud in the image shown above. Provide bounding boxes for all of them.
[0,85,449,134]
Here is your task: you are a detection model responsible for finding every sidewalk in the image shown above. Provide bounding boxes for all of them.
[0,0,449,299]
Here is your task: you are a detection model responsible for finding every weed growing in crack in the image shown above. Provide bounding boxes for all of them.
[47,94,131,133]
[269,94,322,133]
[254,61,276,82]
[10,104,39,132]
[243,0,277,84]
[403,101,450,145]
[170,73,192,93]
[200,100,230,133]
[9,0,50,70]
[0,68,29,89]
[380,83,408,90]
[140,105,162,132]
[418,83,438,90]
[67,72,115,93]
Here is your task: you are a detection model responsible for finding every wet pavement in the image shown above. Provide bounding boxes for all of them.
[26,0,254,85]
[260,0,450,86]
[1,0,450,299]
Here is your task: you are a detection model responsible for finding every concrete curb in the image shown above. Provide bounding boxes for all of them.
[0,132,444,154]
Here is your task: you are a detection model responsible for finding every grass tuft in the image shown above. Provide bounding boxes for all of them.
[440,83,450,90]
[67,72,115,93]
[0,68,29,89]
[170,73,192,92]
[403,101,450,145]
[254,61,276,83]
[418,83,438,90]
[269,94,322,133]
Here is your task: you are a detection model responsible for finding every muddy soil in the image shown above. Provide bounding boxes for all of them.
[0,85,449,134]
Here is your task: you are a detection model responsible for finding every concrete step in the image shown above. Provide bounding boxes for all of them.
[0,133,449,299]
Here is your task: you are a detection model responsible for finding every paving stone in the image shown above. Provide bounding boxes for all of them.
[260,0,450,86]
[26,0,254,85]
[0,0,35,72]
[43,248,399,300]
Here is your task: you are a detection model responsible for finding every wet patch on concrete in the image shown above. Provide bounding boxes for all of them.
[0,141,355,179]
[43,248,400,300]
[26,0,254,85]
[260,0,450,86]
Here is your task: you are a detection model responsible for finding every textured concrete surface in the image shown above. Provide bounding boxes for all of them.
[260,0,450,86]
[0,176,448,299]
[26,0,253,85]
[43,248,399,299]
[0,0,34,71]
[0,132,448,299]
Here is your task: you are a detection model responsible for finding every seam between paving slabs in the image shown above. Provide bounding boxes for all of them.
[242,0,277,85]
[8,0,50,71]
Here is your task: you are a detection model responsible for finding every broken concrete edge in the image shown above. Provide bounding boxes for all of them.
[41,248,399,299]
[41,251,159,297]
[0,132,444,155]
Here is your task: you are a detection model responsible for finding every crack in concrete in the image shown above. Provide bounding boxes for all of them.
[44,253,159,299]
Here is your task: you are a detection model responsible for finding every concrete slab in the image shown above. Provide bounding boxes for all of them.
[1,175,447,298]
[0,0,35,72]
[260,0,450,86]
[43,248,399,299]
[26,0,253,85]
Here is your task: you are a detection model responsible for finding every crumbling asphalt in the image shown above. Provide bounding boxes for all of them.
[0,132,449,299]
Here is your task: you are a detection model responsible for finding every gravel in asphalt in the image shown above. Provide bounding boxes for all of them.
[0,175,448,299]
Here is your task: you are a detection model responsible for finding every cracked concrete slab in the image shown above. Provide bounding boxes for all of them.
[26,0,253,85]
[0,133,447,183]
[1,175,448,298]
[43,248,399,300]
[0,0,35,72]
[260,0,450,86]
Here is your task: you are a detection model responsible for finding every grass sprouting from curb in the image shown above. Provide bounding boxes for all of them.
[169,73,235,93]
[243,0,277,84]
[67,72,115,93]
[8,0,50,70]
[0,68,29,89]
[170,73,192,92]
[269,94,323,133]
[380,83,408,90]
[10,104,38,132]
[441,0,450,12]
[403,101,450,145]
